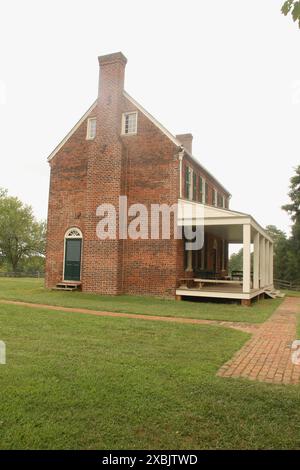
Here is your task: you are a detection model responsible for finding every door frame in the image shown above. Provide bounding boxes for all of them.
[63,227,83,282]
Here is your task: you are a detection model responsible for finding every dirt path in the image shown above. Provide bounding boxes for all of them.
[0,298,259,333]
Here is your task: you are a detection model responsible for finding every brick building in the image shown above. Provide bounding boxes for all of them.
[46,52,274,303]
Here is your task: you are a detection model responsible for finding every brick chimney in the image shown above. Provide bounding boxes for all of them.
[98,52,127,119]
[84,52,127,295]
[176,133,193,154]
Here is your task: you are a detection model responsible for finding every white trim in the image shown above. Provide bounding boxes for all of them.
[176,287,265,300]
[47,101,97,162]
[63,227,83,282]
[121,111,138,135]
[177,198,273,243]
[213,188,218,207]
[123,91,180,146]
[86,117,97,140]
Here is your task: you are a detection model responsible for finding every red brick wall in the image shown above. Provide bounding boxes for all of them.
[82,53,127,294]
[46,53,230,297]
[182,158,229,206]
[120,95,180,297]
[45,105,97,288]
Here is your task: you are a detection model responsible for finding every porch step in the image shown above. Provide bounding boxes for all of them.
[264,288,285,299]
[52,282,81,292]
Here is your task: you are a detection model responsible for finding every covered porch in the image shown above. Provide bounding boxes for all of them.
[176,200,275,305]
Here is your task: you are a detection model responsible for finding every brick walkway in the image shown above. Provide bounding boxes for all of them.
[218,297,300,385]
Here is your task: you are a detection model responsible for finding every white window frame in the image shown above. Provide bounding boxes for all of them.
[86,117,97,140]
[189,169,194,200]
[122,112,138,135]
[63,227,83,282]
[213,188,218,207]
[200,177,206,204]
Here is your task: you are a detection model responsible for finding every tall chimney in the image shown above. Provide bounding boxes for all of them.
[176,133,193,154]
[84,52,127,295]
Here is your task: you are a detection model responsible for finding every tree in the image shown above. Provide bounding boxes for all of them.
[229,248,243,273]
[0,188,46,273]
[282,166,300,280]
[282,1,300,28]
[265,225,291,280]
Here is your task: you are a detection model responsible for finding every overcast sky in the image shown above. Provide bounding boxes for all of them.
[0,0,299,241]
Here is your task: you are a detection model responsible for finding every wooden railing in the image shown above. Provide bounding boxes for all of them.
[0,271,45,278]
[274,279,300,291]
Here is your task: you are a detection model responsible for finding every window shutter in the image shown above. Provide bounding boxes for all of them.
[193,172,197,201]
[185,167,190,199]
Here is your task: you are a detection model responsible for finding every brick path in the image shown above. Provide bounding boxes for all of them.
[0,299,258,333]
[218,297,300,385]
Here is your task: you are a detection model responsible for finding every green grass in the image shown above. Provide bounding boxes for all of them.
[282,289,300,298]
[1,302,300,450]
[0,278,281,324]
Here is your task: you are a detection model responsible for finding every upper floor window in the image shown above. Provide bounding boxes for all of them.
[193,172,197,201]
[86,117,97,140]
[205,181,209,204]
[217,192,223,207]
[199,176,205,204]
[213,189,218,207]
[185,166,192,200]
[122,112,138,135]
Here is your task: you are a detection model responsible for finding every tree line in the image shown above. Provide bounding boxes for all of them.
[0,188,46,274]
[229,166,300,283]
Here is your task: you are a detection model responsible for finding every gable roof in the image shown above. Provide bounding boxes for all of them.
[123,91,231,196]
[47,91,231,198]
[47,100,97,162]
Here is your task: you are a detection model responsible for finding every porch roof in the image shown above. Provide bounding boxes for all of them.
[177,199,273,244]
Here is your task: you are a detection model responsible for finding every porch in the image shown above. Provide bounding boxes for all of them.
[176,200,275,304]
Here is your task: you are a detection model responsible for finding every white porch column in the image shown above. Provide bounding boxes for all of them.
[243,224,251,293]
[253,231,260,290]
[265,240,270,286]
[260,237,266,287]
[269,242,274,286]
[186,250,193,272]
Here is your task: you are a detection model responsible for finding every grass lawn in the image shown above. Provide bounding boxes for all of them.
[0,278,282,324]
[1,301,300,450]
[282,289,300,298]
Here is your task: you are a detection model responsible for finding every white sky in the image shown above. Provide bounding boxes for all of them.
[0,0,299,243]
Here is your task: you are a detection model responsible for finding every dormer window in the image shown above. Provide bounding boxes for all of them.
[86,117,97,140]
[122,112,138,135]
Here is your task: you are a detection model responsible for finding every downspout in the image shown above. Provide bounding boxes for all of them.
[177,146,185,199]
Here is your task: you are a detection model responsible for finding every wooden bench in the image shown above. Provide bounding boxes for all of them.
[193,278,243,289]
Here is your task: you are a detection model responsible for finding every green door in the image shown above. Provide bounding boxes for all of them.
[64,239,82,281]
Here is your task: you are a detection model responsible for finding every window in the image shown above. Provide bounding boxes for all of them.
[193,172,197,201]
[217,193,223,207]
[199,177,205,203]
[86,118,97,140]
[205,181,209,204]
[213,189,218,206]
[185,166,192,200]
[122,112,138,135]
